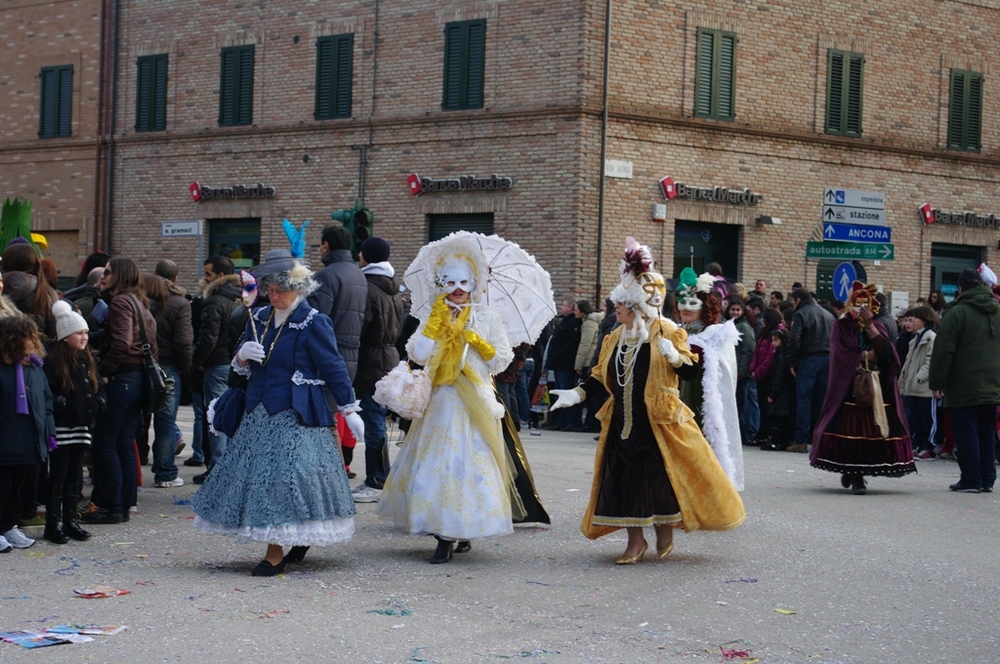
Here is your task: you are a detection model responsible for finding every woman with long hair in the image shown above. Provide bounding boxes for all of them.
[725,295,759,446]
[1,242,59,341]
[82,257,158,525]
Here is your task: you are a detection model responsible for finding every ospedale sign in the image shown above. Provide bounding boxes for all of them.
[189,182,277,202]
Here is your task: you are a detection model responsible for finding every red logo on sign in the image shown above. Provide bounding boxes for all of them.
[659,176,677,200]
[189,182,203,202]
[918,203,934,224]
[406,173,422,196]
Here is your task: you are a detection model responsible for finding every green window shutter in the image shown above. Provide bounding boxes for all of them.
[717,33,735,119]
[948,69,984,151]
[443,19,486,110]
[39,65,72,138]
[136,54,168,132]
[219,45,254,127]
[315,34,353,120]
[967,74,983,151]
[695,30,714,117]
[57,67,73,136]
[826,50,863,136]
[695,29,735,120]
[846,54,863,135]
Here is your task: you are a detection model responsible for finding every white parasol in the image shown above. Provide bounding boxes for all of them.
[404,231,556,347]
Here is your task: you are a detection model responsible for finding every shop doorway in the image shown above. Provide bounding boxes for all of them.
[672,221,740,280]
[427,213,494,242]
[930,243,981,302]
[208,218,261,270]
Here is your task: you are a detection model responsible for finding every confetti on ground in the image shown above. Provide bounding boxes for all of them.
[367,609,413,616]
[93,559,125,567]
[172,498,192,506]
[720,644,756,661]
[774,608,796,615]
[25,551,45,558]
[185,594,205,601]
[525,580,554,586]
[565,489,580,492]
[111,542,135,547]
[1,596,28,600]
[135,581,156,586]
[725,578,758,584]
[408,646,428,662]
[255,609,290,620]
[54,558,79,575]
[73,586,130,599]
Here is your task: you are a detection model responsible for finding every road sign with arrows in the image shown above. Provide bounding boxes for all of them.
[823,222,891,243]
[822,188,886,227]
[806,241,894,260]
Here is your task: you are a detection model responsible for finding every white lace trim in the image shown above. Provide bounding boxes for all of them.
[231,356,251,376]
[288,308,317,329]
[192,515,355,547]
[206,397,221,436]
[291,371,325,386]
[338,399,362,414]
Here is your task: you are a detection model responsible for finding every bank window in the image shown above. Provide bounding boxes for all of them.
[826,50,863,136]
[136,54,168,132]
[315,34,354,120]
[442,19,486,111]
[219,45,255,127]
[948,69,983,152]
[208,218,261,270]
[428,213,493,241]
[39,65,73,138]
[695,28,736,121]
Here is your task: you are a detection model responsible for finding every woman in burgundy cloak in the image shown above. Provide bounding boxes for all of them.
[809,282,916,494]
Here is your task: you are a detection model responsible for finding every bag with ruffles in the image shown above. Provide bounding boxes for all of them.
[374,361,431,420]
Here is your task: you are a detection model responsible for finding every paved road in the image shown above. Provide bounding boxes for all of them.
[1,409,997,663]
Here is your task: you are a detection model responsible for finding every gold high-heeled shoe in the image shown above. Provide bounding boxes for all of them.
[615,543,647,565]
[656,542,675,559]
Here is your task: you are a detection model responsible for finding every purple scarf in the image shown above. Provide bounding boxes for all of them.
[14,354,43,415]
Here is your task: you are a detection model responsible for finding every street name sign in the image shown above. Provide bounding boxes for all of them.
[822,188,886,227]
[162,220,202,237]
[806,241,894,261]
[822,222,892,243]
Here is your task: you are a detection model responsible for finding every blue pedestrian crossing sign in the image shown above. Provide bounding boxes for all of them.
[833,262,857,302]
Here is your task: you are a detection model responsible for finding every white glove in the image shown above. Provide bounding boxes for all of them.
[658,338,681,366]
[237,341,266,364]
[344,411,365,442]
[550,388,583,410]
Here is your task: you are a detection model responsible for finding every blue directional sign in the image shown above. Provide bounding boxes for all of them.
[833,262,857,302]
[823,222,892,244]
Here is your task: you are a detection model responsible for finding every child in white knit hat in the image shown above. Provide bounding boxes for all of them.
[41,301,106,544]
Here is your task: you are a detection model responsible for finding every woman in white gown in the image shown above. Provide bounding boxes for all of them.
[379,236,517,563]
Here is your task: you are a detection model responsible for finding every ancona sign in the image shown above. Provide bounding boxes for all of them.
[189,182,277,202]
[407,173,514,196]
[659,176,762,205]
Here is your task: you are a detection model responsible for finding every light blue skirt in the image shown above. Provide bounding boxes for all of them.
[192,406,355,546]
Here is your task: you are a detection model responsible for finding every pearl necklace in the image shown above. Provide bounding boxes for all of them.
[615,332,641,387]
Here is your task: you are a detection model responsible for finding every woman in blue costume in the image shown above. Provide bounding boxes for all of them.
[192,249,365,576]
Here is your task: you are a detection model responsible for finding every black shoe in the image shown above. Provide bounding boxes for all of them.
[251,559,287,577]
[429,536,454,564]
[80,507,123,524]
[949,482,982,493]
[454,540,472,554]
[283,546,310,564]
[193,470,211,485]
[841,474,852,489]
[851,475,867,495]
[984,486,994,493]
[62,521,92,541]
[44,523,69,545]
[183,458,205,467]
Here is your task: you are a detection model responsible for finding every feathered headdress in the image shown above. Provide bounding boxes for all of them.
[609,236,666,324]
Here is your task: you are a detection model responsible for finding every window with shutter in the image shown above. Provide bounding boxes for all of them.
[38,65,73,138]
[694,28,736,121]
[442,19,486,111]
[136,54,168,132]
[219,45,255,127]
[948,69,984,152]
[315,34,354,120]
[825,50,863,136]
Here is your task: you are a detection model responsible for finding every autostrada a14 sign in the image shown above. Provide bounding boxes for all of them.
[407,173,514,196]
[189,182,276,202]
[659,176,762,205]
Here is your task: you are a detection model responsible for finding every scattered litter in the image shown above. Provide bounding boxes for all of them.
[47,624,127,636]
[774,607,796,615]
[54,557,79,575]
[716,601,728,605]
[367,609,413,616]
[725,578,757,584]
[185,594,205,601]
[172,498,192,506]
[639,622,648,627]
[485,650,560,659]
[565,489,580,492]
[254,609,290,620]
[1,596,28,600]
[408,646,428,661]
[135,581,156,586]
[525,580,554,586]
[25,551,45,558]
[134,554,149,559]
[720,643,755,661]
[111,542,135,547]
[234,588,246,592]
[93,559,125,566]
[0,624,126,649]
[73,586,130,599]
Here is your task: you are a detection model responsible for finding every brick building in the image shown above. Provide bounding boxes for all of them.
[6,1,1000,307]
[0,0,111,287]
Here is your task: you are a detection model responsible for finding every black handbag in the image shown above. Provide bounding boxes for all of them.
[129,296,169,413]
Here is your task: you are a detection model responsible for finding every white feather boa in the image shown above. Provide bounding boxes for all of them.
[685,319,745,491]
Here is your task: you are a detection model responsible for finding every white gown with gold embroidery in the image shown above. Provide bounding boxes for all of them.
[378,306,516,540]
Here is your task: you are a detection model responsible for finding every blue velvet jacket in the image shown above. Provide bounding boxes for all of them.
[235,300,354,427]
